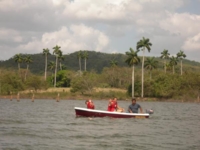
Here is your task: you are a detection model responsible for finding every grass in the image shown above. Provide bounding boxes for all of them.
[1,87,129,100]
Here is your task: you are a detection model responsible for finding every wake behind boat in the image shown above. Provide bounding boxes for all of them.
[74,107,150,118]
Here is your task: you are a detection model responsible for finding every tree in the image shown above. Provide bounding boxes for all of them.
[24,55,33,81]
[58,51,65,70]
[177,50,186,75]
[77,51,82,72]
[144,57,158,80]
[56,70,73,87]
[82,51,89,71]
[0,70,24,94]
[48,61,55,85]
[160,49,170,73]
[60,64,66,70]
[13,54,23,74]
[26,75,43,91]
[53,45,61,87]
[166,63,172,72]
[43,48,50,81]
[70,72,97,95]
[136,37,152,98]
[110,59,118,68]
[125,48,140,98]
[169,56,179,74]
[48,61,55,72]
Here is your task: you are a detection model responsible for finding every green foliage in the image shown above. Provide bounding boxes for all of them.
[70,72,98,95]
[0,50,200,100]
[127,80,141,97]
[125,48,140,66]
[25,75,49,91]
[144,57,158,71]
[56,70,73,87]
[145,57,158,79]
[0,51,199,74]
[125,71,200,100]
[101,66,131,88]
[0,71,25,94]
[136,37,152,52]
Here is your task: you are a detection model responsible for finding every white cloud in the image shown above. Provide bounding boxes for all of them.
[0,0,200,62]
[0,28,23,42]
[160,13,200,37]
[17,24,109,54]
[182,33,200,51]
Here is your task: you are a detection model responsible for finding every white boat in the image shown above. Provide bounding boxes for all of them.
[74,107,150,118]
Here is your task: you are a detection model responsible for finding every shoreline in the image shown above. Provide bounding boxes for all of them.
[0,88,199,103]
[0,95,199,103]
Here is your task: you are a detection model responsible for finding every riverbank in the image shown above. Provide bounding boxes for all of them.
[0,87,199,102]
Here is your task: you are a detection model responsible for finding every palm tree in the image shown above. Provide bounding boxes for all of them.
[48,61,55,73]
[144,57,158,80]
[13,54,23,72]
[125,48,140,98]
[53,45,61,87]
[166,63,172,72]
[60,64,66,70]
[58,51,64,70]
[177,50,186,75]
[160,49,170,73]
[136,37,152,98]
[77,51,82,72]
[110,59,118,68]
[48,61,55,84]
[43,48,50,81]
[24,55,33,81]
[82,51,88,71]
[169,56,179,74]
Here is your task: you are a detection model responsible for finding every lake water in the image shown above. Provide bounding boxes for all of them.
[0,99,200,150]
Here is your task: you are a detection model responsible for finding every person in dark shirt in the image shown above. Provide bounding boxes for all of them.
[128,98,143,113]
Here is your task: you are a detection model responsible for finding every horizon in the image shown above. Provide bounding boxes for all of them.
[1,50,200,63]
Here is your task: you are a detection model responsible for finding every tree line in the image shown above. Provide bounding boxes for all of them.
[0,37,199,100]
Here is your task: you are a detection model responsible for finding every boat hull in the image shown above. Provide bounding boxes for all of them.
[75,107,149,118]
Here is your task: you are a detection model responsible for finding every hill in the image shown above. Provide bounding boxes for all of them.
[0,51,200,74]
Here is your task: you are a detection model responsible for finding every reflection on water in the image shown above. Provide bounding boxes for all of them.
[0,99,200,150]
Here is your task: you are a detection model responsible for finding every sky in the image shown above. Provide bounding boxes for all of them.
[0,0,200,62]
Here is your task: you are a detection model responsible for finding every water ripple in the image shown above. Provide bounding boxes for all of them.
[0,100,200,150]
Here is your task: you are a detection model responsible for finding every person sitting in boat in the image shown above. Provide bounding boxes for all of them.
[128,98,143,113]
[107,99,113,111]
[85,99,95,109]
[113,97,124,112]
[107,98,124,112]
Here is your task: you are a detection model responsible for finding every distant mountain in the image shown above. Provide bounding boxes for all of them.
[0,51,199,74]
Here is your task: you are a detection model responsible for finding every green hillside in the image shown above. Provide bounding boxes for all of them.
[0,51,200,74]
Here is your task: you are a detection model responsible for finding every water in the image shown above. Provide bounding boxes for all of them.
[0,99,200,150]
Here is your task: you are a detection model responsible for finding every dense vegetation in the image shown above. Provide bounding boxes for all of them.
[0,44,200,101]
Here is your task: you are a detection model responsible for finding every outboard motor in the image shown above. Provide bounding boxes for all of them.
[146,109,154,114]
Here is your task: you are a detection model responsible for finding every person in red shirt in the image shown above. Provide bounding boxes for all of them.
[86,99,95,109]
[107,99,113,111]
[113,97,124,112]
[107,98,124,112]
[110,99,117,111]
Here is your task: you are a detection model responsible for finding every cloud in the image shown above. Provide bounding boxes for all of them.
[160,13,200,37]
[182,33,200,51]
[158,12,200,53]
[0,28,23,43]
[17,24,109,54]
[0,0,200,62]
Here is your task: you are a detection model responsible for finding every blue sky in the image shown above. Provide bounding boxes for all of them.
[0,0,200,62]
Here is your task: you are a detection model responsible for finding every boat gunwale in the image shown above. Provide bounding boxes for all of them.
[74,107,149,117]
